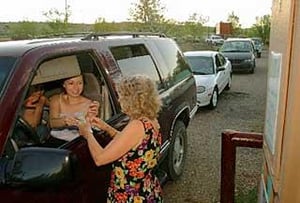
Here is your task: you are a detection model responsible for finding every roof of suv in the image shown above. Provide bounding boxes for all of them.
[0,37,82,56]
[0,32,167,57]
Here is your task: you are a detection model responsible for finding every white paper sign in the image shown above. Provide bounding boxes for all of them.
[264,51,282,154]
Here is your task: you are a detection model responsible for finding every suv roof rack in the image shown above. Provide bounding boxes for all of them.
[34,32,92,39]
[82,32,167,40]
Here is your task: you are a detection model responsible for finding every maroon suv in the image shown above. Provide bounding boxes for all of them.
[0,33,197,202]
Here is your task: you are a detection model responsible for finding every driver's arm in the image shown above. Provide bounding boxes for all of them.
[23,92,48,128]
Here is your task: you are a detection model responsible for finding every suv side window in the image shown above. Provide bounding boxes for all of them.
[110,44,163,90]
[153,39,192,86]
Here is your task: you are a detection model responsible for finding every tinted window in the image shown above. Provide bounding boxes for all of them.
[217,54,226,66]
[154,39,192,85]
[0,56,17,92]
[215,55,221,67]
[185,56,214,75]
[110,44,162,89]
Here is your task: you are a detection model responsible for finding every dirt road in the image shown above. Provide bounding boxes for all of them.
[163,50,268,203]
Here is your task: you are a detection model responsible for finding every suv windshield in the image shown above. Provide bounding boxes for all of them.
[0,56,17,93]
[220,41,252,52]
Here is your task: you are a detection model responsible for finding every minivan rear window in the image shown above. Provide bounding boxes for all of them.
[0,56,17,92]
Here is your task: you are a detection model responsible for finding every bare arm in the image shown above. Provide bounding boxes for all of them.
[79,120,144,166]
[23,93,48,128]
[49,95,66,128]
[90,117,119,138]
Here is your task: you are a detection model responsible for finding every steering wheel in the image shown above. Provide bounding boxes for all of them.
[13,116,41,147]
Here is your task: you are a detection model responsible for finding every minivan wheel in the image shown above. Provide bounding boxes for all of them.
[164,121,187,180]
[208,88,218,109]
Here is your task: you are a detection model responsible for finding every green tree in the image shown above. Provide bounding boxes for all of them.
[183,13,208,41]
[252,15,271,44]
[94,17,127,32]
[43,5,71,34]
[129,0,166,32]
[227,11,242,35]
[9,21,38,40]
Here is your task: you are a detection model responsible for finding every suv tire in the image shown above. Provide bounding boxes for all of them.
[164,121,187,180]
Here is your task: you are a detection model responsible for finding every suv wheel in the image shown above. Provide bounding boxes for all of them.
[164,121,187,180]
[208,88,218,109]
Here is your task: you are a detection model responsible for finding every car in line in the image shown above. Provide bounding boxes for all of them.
[0,32,197,202]
[205,35,225,46]
[184,50,232,109]
[251,37,263,58]
[219,38,256,73]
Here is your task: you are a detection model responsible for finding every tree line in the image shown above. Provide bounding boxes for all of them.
[0,0,270,44]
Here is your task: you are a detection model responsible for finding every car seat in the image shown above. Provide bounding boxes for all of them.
[82,73,112,120]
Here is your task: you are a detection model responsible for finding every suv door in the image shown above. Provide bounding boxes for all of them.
[0,51,127,203]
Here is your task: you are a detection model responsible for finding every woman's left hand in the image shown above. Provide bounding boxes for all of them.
[64,117,80,127]
[87,101,100,117]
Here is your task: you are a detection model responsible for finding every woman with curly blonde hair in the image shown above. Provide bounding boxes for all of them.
[79,74,163,202]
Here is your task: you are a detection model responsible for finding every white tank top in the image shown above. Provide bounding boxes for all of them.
[50,94,91,141]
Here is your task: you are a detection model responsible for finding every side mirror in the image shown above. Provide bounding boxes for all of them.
[4,147,77,188]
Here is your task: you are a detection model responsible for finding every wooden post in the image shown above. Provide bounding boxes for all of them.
[220,130,263,203]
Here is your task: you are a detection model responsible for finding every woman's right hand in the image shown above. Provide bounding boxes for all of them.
[89,117,107,130]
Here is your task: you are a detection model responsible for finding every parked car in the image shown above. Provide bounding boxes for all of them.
[219,38,256,73]
[205,35,224,46]
[0,33,198,203]
[184,50,232,109]
[251,37,263,58]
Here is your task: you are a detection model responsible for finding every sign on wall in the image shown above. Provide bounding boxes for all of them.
[264,51,282,154]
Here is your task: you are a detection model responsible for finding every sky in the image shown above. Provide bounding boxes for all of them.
[0,0,272,28]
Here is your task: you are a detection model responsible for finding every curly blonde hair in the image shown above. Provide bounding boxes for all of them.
[117,75,162,120]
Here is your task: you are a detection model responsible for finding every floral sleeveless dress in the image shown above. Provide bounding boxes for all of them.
[107,118,163,203]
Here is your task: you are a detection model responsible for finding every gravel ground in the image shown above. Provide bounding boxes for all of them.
[162,50,268,203]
